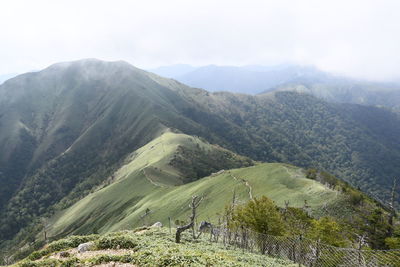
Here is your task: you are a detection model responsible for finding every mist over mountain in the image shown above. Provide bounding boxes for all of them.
[150,64,321,94]
[149,64,197,78]
[151,64,400,110]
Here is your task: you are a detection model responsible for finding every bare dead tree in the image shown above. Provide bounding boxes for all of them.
[41,217,50,244]
[282,200,290,221]
[175,195,203,243]
[303,200,311,216]
[284,200,290,210]
[140,208,152,226]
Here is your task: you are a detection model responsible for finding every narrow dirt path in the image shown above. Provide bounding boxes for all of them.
[142,168,165,187]
[228,172,253,200]
[282,166,303,179]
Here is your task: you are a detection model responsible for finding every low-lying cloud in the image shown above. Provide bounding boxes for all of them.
[1,0,400,81]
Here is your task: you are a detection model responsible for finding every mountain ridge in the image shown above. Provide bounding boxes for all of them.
[1,59,400,260]
[150,63,400,110]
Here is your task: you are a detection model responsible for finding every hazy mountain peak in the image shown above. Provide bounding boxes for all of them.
[44,58,135,71]
[149,64,197,78]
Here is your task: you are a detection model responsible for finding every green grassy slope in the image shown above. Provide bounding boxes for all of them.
[111,131,251,186]
[48,148,339,238]
[47,132,253,236]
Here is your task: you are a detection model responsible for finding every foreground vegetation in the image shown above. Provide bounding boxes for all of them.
[13,228,297,267]
[12,194,400,266]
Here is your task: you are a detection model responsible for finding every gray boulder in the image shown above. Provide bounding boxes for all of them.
[77,242,94,253]
[151,222,163,227]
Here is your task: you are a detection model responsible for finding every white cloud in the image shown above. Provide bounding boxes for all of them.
[1,0,400,81]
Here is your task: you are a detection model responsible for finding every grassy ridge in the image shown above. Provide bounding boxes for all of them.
[48,133,340,238]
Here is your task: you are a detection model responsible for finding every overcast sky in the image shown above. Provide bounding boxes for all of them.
[1,0,400,81]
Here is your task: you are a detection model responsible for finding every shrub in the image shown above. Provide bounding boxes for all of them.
[348,190,364,205]
[385,237,400,249]
[96,235,137,249]
[18,259,58,267]
[27,234,98,260]
[60,257,79,267]
[232,196,285,236]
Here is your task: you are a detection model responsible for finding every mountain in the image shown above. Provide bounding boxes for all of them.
[0,73,18,84]
[0,59,239,239]
[149,64,197,78]
[1,59,400,262]
[153,64,320,94]
[152,64,400,110]
[273,76,400,111]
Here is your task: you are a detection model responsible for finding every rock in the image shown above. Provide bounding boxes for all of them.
[151,222,162,227]
[77,242,94,253]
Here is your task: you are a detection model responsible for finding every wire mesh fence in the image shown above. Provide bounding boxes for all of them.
[203,227,400,267]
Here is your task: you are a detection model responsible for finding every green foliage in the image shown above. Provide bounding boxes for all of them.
[96,234,137,249]
[231,196,285,236]
[14,228,297,267]
[283,207,313,237]
[90,254,133,265]
[18,258,59,267]
[307,217,347,247]
[360,208,391,249]
[385,237,400,249]
[385,224,400,249]
[169,144,253,182]
[60,257,79,267]
[27,234,98,260]
[305,168,367,206]
[305,168,318,180]
[227,196,348,247]
[348,190,364,205]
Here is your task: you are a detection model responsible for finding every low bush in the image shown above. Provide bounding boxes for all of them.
[96,235,137,249]
[27,234,98,260]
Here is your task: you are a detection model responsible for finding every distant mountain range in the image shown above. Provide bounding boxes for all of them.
[150,64,400,110]
[150,64,319,94]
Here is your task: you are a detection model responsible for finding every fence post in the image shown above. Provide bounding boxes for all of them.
[298,235,303,267]
[312,239,321,267]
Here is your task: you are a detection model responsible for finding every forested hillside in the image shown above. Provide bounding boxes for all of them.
[1,59,399,254]
[200,91,400,200]
[274,79,400,111]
